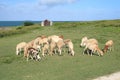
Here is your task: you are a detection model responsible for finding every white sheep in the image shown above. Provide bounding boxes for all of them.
[64,39,75,56]
[80,36,98,47]
[49,40,57,56]
[42,43,49,57]
[16,42,27,55]
[56,39,65,55]
[83,43,103,56]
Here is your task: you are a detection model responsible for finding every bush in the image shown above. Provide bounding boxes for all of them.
[23,21,34,26]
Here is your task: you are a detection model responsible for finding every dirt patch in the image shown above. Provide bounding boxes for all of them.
[93,72,120,80]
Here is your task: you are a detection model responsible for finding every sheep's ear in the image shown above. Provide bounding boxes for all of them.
[41,35,46,39]
[59,35,64,39]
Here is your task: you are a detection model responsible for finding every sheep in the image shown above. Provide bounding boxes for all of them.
[80,36,98,47]
[24,40,40,57]
[56,39,65,55]
[42,43,49,57]
[64,39,75,56]
[80,36,88,47]
[48,35,63,43]
[16,42,27,55]
[33,35,48,52]
[103,40,113,53]
[49,40,57,56]
[38,36,49,47]
[83,43,103,56]
[27,47,41,61]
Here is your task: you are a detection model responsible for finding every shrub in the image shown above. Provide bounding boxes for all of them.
[23,21,34,26]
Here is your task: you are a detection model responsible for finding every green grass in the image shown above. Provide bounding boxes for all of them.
[0,20,120,80]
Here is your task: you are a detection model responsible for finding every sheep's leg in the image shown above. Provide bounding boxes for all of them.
[30,55,33,60]
[90,50,93,56]
[42,49,45,57]
[37,55,41,61]
[87,49,90,55]
[59,49,62,55]
[19,48,22,55]
[83,47,87,55]
[26,54,29,61]
[110,46,112,51]
[16,48,19,55]
[62,46,66,53]
[53,49,56,54]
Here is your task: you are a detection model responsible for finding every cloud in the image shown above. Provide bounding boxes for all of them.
[39,0,78,7]
[0,3,7,9]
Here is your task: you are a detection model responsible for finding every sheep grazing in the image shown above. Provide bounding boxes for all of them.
[38,36,48,47]
[56,39,65,55]
[83,43,103,56]
[49,40,57,56]
[80,36,103,56]
[103,40,113,53]
[80,36,98,47]
[24,40,41,57]
[48,35,63,43]
[80,36,88,47]
[27,47,41,61]
[16,42,27,55]
[42,43,49,57]
[64,39,75,56]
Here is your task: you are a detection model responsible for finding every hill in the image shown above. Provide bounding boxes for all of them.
[0,20,120,80]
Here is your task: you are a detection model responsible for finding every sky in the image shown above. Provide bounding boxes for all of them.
[0,0,120,21]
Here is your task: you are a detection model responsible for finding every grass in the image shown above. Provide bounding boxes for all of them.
[0,20,120,80]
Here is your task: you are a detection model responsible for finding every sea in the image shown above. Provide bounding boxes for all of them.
[0,21,41,27]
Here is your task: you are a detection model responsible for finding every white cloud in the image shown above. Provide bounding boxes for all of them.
[39,0,77,7]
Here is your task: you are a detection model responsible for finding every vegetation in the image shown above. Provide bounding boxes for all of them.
[23,21,34,26]
[0,20,120,80]
[0,24,42,38]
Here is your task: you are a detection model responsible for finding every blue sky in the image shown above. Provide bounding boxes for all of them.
[0,0,120,21]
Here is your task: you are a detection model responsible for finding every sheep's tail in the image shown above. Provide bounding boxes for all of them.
[24,47,28,57]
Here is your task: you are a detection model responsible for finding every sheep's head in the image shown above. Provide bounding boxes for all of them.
[80,37,88,47]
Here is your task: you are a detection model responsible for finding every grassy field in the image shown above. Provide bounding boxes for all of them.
[0,20,120,80]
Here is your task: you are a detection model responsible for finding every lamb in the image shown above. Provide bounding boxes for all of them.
[103,40,113,53]
[16,42,27,55]
[83,43,103,56]
[64,39,75,56]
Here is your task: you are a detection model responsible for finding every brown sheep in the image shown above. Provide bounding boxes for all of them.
[103,40,113,53]
[27,47,41,61]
